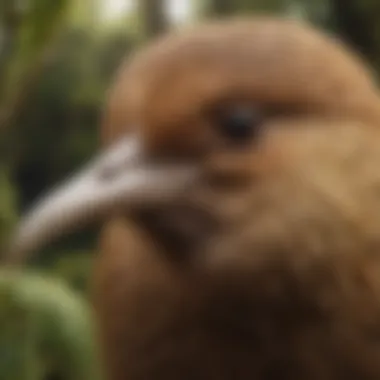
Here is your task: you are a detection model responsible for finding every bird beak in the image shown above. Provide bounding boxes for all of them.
[4,135,198,265]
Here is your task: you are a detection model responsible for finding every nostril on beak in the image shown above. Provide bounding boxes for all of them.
[99,162,123,181]
[97,136,142,181]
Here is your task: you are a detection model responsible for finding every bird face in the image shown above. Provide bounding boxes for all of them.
[8,18,380,268]
[8,16,380,379]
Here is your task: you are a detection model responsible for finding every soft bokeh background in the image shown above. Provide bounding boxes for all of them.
[0,0,379,379]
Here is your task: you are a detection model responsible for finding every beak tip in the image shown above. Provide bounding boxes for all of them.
[4,136,200,266]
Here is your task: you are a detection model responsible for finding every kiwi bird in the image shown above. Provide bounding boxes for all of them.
[6,16,380,380]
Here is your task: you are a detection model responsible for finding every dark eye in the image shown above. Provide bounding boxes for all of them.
[218,105,263,143]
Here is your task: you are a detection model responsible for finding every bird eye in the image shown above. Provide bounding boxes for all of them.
[217,105,263,143]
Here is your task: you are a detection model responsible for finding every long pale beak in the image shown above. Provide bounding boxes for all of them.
[4,135,197,265]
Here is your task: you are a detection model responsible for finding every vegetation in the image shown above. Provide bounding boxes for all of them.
[0,270,102,380]
[1,0,379,379]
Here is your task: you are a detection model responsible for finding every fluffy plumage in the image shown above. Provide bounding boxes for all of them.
[92,17,380,380]
[9,16,380,380]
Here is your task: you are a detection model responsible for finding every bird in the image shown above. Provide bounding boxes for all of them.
[6,15,380,380]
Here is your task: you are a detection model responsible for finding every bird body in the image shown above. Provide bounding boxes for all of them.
[7,17,380,380]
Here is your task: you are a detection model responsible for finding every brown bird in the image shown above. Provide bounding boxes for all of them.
[6,16,380,380]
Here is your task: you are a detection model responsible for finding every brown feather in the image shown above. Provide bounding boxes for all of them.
[93,17,380,380]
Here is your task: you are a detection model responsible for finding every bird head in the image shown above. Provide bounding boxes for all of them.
[6,17,380,281]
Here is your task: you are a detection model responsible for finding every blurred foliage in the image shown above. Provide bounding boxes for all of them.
[0,1,135,379]
[48,251,95,294]
[1,0,380,379]
[0,166,18,252]
[0,270,103,380]
[0,0,72,131]
[138,0,169,39]
[6,27,133,211]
